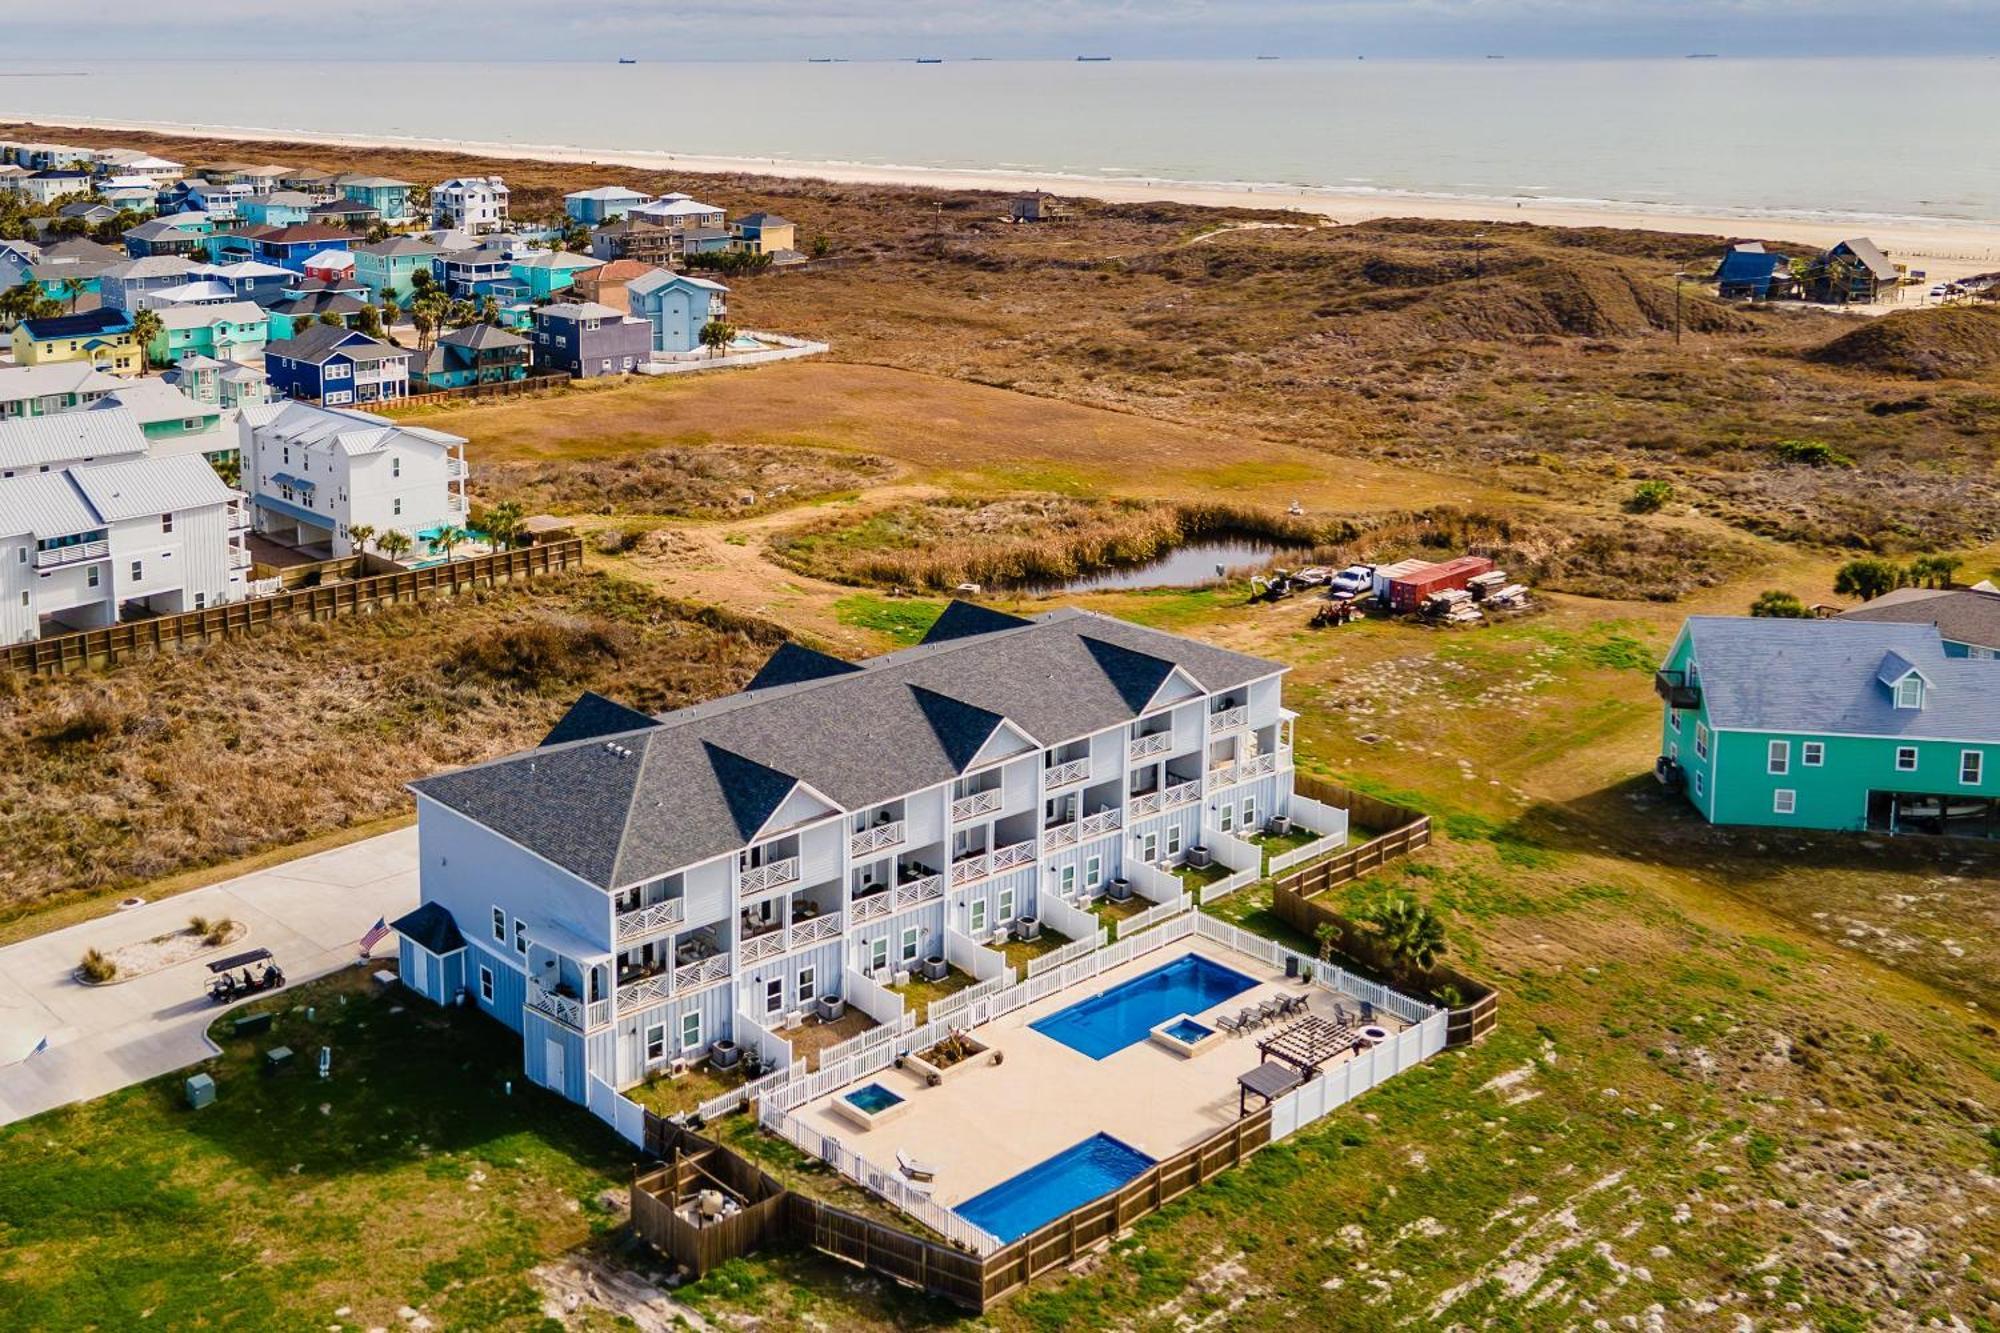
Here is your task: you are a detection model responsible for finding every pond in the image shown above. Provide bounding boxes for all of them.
[1033,538,1308,594]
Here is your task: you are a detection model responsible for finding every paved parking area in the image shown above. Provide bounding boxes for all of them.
[0,828,418,1125]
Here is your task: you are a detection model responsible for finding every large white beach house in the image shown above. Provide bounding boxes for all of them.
[396,605,1298,1106]
[237,400,469,556]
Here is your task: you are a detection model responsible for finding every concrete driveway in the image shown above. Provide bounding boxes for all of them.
[0,827,418,1126]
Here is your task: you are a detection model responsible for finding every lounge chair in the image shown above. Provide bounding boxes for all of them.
[1282,993,1308,1017]
[1238,1005,1265,1029]
[1215,1012,1245,1036]
[1256,999,1283,1024]
[896,1149,937,1183]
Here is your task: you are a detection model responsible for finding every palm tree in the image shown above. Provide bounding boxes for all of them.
[57,277,86,313]
[128,308,164,375]
[700,318,737,360]
[348,522,376,555]
[479,295,501,326]
[484,500,525,550]
[430,524,468,561]
[1363,894,1449,980]
[376,529,413,564]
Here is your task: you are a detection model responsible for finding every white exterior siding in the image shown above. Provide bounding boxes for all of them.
[238,401,467,555]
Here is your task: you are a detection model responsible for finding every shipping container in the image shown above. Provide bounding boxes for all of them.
[1386,555,1495,612]
[1370,558,1436,601]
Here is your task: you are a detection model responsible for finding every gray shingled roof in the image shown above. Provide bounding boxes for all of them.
[542,692,656,747]
[1684,616,2000,741]
[1840,587,2000,652]
[410,606,1281,891]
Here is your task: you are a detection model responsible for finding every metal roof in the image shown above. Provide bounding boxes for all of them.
[99,381,218,428]
[157,300,267,330]
[0,472,100,539]
[0,362,124,404]
[0,408,148,473]
[69,452,239,522]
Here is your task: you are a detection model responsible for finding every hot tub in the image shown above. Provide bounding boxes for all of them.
[1147,1012,1223,1058]
[831,1080,910,1131]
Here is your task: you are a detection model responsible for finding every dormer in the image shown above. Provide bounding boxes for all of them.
[1876,651,1928,710]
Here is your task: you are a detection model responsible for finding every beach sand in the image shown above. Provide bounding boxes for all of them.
[25,116,2000,285]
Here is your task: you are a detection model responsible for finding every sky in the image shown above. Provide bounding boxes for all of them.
[9,0,1996,60]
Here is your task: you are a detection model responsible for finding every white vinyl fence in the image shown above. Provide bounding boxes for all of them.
[843,965,905,1026]
[586,1074,648,1147]
[1025,926,1107,978]
[945,927,1012,983]
[1193,913,1437,1026]
[1196,829,1264,904]
[1036,891,1101,945]
[1268,796,1352,875]
[1270,1010,1448,1140]
[1117,891,1191,940]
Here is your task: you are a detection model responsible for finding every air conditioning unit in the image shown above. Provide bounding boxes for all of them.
[783,1009,805,1031]
[667,1057,689,1080]
[893,969,912,987]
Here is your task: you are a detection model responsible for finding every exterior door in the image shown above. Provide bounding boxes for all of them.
[541,1037,565,1094]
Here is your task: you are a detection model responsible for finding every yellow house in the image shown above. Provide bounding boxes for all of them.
[731,212,796,257]
[11,308,142,376]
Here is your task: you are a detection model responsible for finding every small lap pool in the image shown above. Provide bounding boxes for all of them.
[954,1133,1155,1243]
[1030,953,1259,1059]
[831,1081,909,1131]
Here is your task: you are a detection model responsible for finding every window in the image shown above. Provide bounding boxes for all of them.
[391,456,400,478]
[1693,771,1704,798]
[161,513,173,534]
[1694,723,1709,762]
[900,926,919,963]
[1241,796,1257,830]
[1669,709,1680,733]
[513,917,527,957]
[1896,676,1924,709]
[765,977,783,1015]
[1138,832,1158,864]
[1962,750,1983,786]
[1218,803,1234,833]
[393,498,401,515]
[130,559,142,581]
[1802,742,1825,767]
[478,965,494,1003]
[679,1010,701,1051]
[869,936,889,972]
[1085,855,1102,888]
[86,566,99,588]
[969,897,988,935]
[194,593,204,610]
[1166,824,1183,858]
[1767,740,1789,775]
[645,1024,665,1062]
[1773,789,1796,815]
[998,886,1015,923]
[1058,864,1076,896]
[797,965,816,1004]
[1971,645,1996,661]
[491,907,506,942]
[1896,746,1918,773]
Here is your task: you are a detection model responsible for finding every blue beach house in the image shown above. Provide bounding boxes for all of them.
[509,250,604,300]
[1713,243,1793,301]
[564,186,652,225]
[238,191,315,228]
[339,176,414,224]
[626,270,729,355]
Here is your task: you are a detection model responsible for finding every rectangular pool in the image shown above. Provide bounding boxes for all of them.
[954,1133,1155,1244]
[1030,953,1259,1059]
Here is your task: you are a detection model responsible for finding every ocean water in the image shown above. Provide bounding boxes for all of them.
[2,58,1997,224]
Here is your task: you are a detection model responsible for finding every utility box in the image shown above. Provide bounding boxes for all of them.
[184,1073,216,1109]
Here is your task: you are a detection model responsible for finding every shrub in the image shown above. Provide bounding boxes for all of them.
[41,702,125,747]
[1833,558,1903,602]
[78,948,116,983]
[1624,480,1673,513]
[188,915,211,937]
[593,526,645,556]
[1750,590,1810,618]
[451,618,627,687]
[202,917,233,947]
[1775,439,1853,468]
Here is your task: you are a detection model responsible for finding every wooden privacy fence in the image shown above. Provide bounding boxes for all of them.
[1275,819,1432,901]
[1293,772,1428,836]
[631,1106,1274,1313]
[3,539,584,676]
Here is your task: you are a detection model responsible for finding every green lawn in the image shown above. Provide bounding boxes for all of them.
[0,968,631,1331]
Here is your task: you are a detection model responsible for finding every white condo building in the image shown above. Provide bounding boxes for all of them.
[431,176,510,235]
[237,401,469,556]
[394,605,1299,1106]
[0,453,249,644]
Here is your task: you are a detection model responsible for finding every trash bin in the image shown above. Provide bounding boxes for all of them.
[184,1073,216,1109]
[263,1045,294,1076]
[233,1012,273,1038]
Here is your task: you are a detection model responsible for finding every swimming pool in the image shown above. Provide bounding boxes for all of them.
[1030,953,1259,1059]
[832,1080,910,1130]
[954,1133,1155,1243]
[846,1083,903,1114]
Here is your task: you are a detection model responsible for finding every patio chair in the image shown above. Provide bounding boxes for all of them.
[1255,999,1284,1025]
[1360,1001,1375,1023]
[896,1149,937,1183]
[1332,1002,1351,1026]
[1215,1012,1245,1037]
[1236,1005,1264,1030]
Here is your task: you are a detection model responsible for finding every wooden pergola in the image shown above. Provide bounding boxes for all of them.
[1256,1014,1358,1077]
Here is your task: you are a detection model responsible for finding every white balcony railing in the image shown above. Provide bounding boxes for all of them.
[227,508,250,531]
[793,911,842,945]
[739,856,799,896]
[617,972,671,1014]
[951,789,1002,822]
[1129,732,1173,762]
[1044,757,1091,789]
[1209,705,1248,732]
[991,839,1037,872]
[851,891,892,923]
[741,930,785,964]
[1163,779,1202,809]
[1211,762,1241,787]
[614,897,685,945]
[586,998,611,1029]
[894,874,944,908]
[1246,752,1278,778]
[1080,808,1122,839]
[527,981,584,1030]
[1129,790,1164,818]
[34,538,109,569]
[671,954,731,993]
[849,821,906,857]
[1042,822,1079,852]
[950,853,990,887]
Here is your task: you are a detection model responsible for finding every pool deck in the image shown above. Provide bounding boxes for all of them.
[790,936,1410,1208]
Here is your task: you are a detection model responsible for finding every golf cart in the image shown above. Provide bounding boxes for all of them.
[206,948,285,1004]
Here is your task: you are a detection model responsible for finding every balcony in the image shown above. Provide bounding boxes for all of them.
[849,820,906,857]
[227,508,250,531]
[951,789,1002,822]
[670,954,731,993]
[1044,757,1091,789]
[950,852,990,887]
[1129,789,1164,818]
[228,546,252,570]
[1042,821,1079,853]
[1080,808,1122,839]
[739,856,799,896]
[793,910,842,945]
[741,929,785,964]
[527,979,607,1031]
[1129,731,1173,763]
[445,456,465,477]
[1209,704,1248,733]
[1654,670,1701,710]
[618,971,672,1014]
[1163,778,1202,809]
[34,538,109,569]
[614,897,685,945]
[892,873,944,909]
[850,888,893,923]
[992,839,1036,872]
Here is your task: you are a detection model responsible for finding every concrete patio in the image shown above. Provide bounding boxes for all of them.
[789,936,1409,1208]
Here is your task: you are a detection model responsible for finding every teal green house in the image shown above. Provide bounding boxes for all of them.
[509,250,602,300]
[353,236,440,305]
[1657,617,2000,838]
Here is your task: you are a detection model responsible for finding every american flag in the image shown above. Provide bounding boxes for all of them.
[358,917,391,955]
